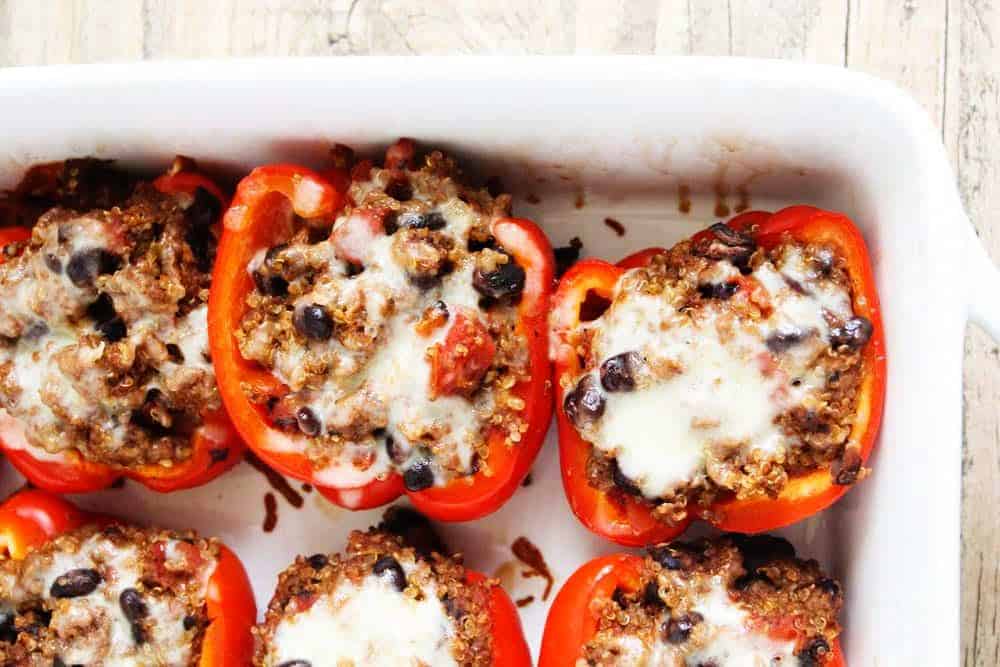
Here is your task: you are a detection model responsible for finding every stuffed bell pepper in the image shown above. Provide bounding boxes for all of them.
[551,207,886,545]
[540,534,844,666]
[0,158,244,493]
[209,139,554,520]
[0,489,256,665]
[253,506,530,666]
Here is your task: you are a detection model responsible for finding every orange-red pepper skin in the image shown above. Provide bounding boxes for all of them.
[0,490,256,666]
[465,570,532,666]
[209,166,554,521]
[551,207,886,545]
[539,553,845,667]
[0,168,244,494]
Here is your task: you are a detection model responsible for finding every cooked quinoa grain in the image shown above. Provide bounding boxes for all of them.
[254,511,494,667]
[561,224,872,524]
[582,535,842,666]
[0,522,220,666]
[0,160,224,470]
[236,141,530,491]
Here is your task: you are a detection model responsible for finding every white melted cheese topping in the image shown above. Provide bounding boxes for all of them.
[260,187,493,489]
[584,247,853,499]
[608,580,798,667]
[1,532,215,666]
[271,570,457,667]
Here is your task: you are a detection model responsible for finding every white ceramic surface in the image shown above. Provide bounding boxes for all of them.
[0,57,993,665]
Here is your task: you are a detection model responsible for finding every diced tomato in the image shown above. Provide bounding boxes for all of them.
[428,310,496,399]
[331,208,386,264]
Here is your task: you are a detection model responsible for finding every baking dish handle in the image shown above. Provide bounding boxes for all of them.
[966,222,1000,341]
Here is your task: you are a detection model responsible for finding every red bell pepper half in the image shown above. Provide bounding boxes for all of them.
[0,161,244,493]
[464,570,532,666]
[0,489,256,666]
[208,161,554,521]
[550,207,886,546]
[539,552,845,666]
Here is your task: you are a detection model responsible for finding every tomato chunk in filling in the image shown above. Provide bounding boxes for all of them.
[237,146,531,491]
[562,224,873,522]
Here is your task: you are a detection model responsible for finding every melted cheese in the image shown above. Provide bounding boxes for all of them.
[271,572,457,667]
[585,246,854,499]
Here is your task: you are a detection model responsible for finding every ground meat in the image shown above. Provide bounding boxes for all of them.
[0,522,218,666]
[253,514,494,667]
[235,141,528,490]
[0,167,223,469]
[562,226,871,524]
[582,535,842,667]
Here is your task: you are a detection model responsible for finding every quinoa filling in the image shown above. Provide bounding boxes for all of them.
[0,161,223,469]
[237,146,530,491]
[582,535,842,667]
[0,523,218,666]
[562,223,873,523]
[254,511,493,667]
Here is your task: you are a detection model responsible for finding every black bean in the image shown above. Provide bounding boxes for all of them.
[44,253,63,274]
[697,281,739,300]
[252,269,289,297]
[766,326,807,353]
[611,459,642,496]
[818,577,841,597]
[563,375,605,427]
[385,434,410,465]
[798,637,832,667]
[131,388,172,435]
[812,248,835,275]
[23,321,49,340]
[832,446,863,486]
[642,581,663,607]
[729,534,795,574]
[442,595,465,619]
[119,588,147,622]
[182,615,198,630]
[378,506,447,558]
[385,178,413,202]
[50,568,101,598]
[294,304,334,341]
[96,317,127,342]
[829,316,873,350]
[473,259,526,300]
[403,459,435,492]
[708,222,754,247]
[397,211,446,231]
[649,546,684,571]
[86,293,116,323]
[295,406,322,437]
[186,187,221,229]
[0,612,15,642]
[276,662,312,667]
[66,248,120,287]
[306,554,328,570]
[611,587,629,608]
[166,343,184,363]
[372,555,407,592]
[53,658,67,667]
[600,352,639,392]
[663,614,701,644]
[467,235,497,253]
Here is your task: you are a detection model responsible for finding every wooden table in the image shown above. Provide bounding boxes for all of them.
[1,1,995,663]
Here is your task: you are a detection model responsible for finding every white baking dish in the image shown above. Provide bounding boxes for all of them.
[0,57,993,665]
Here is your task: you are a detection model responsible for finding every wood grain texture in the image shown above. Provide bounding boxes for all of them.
[0,0,995,662]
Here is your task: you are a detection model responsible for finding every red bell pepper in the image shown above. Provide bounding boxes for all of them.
[0,489,256,666]
[539,551,845,666]
[0,162,245,493]
[464,570,532,666]
[208,161,554,521]
[551,207,886,546]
